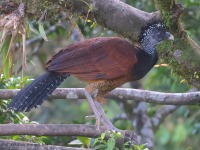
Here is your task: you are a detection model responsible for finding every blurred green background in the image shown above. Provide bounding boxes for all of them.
[0,0,200,149]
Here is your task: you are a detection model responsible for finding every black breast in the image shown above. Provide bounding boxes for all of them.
[132,50,158,80]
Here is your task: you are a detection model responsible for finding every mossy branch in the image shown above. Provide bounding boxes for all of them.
[154,0,200,88]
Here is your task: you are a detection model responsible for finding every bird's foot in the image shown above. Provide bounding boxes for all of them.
[85,115,101,129]
[85,114,119,131]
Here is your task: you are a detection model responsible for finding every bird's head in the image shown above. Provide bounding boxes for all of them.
[139,20,174,55]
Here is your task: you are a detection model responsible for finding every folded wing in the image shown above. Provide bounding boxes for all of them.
[46,37,138,81]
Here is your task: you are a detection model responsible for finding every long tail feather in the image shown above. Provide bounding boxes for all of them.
[7,72,69,112]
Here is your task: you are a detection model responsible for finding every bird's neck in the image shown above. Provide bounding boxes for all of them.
[132,49,158,80]
[141,35,157,55]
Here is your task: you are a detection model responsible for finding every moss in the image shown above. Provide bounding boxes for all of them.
[0,0,66,21]
[154,0,200,88]
[0,1,19,14]
[25,0,56,20]
[154,0,179,30]
[156,38,200,88]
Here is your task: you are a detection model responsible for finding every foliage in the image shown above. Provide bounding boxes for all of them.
[0,74,44,143]
[143,66,189,92]
[177,0,200,44]
[0,3,27,78]
[154,105,200,150]
[75,131,149,150]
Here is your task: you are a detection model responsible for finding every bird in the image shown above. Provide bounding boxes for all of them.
[7,20,174,130]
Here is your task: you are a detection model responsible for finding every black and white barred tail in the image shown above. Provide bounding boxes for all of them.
[8,72,69,112]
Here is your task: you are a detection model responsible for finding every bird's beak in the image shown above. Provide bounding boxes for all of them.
[166,32,174,40]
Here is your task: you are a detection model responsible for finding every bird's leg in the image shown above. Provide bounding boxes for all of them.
[94,82,121,131]
[85,81,120,130]
[84,90,101,129]
[84,89,119,130]
[94,101,119,131]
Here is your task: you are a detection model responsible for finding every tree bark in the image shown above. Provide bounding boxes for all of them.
[154,0,200,88]
[0,124,138,145]
[0,124,105,136]
[1,88,200,105]
[0,139,88,150]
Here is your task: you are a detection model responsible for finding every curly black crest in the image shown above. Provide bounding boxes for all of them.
[139,20,167,43]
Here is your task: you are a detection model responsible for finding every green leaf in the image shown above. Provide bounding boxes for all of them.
[114,132,124,139]
[2,36,12,78]
[139,144,145,149]
[90,22,97,28]
[156,125,170,145]
[101,133,106,140]
[12,135,20,140]
[133,145,141,150]
[89,4,93,11]
[172,123,187,144]
[77,136,90,146]
[107,138,115,150]
[38,23,48,41]
[26,22,32,38]
[92,138,100,147]
[93,144,107,150]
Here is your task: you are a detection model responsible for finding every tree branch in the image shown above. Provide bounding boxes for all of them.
[52,0,160,41]
[1,88,200,105]
[0,124,138,145]
[153,0,200,88]
[0,139,87,150]
[1,0,160,42]
[0,124,103,136]
[134,102,154,149]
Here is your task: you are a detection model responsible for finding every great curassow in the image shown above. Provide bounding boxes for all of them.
[8,20,174,130]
